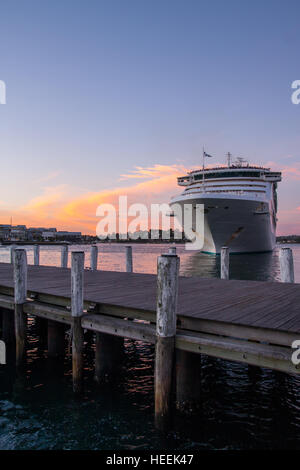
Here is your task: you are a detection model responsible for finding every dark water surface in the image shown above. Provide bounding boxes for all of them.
[0,243,300,450]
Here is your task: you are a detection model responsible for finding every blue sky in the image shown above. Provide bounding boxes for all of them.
[0,0,299,233]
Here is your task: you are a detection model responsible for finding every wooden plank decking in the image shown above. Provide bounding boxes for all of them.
[0,262,299,334]
[0,259,299,379]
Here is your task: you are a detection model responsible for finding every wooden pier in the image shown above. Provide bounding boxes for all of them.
[0,245,299,430]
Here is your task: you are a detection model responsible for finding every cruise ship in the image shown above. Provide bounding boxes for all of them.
[170,153,282,254]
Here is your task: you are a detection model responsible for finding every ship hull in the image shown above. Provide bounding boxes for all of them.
[170,195,277,254]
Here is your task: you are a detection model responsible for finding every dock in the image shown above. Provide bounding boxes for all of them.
[0,245,299,430]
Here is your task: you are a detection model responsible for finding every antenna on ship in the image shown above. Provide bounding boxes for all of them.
[202,147,205,192]
[235,157,248,167]
[227,152,232,167]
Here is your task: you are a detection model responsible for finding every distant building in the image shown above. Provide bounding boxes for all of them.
[0,225,11,240]
[10,225,27,241]
[0,224,82,242]
[42,231,56,240]
[28,227,57,240]
[56,231,82,240]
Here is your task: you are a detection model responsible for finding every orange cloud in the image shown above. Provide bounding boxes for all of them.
[0,164,187,233]
[21,185,67,212]
[1,162,299,235]
[120,164,188,180]
[57,164,187,233]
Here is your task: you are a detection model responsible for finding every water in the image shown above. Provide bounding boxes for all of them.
[0,243,300,450]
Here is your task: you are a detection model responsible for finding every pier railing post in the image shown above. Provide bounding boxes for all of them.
[10,244,16,264]
[90,245,98,271]
[155,253,179,430]
[279,247,295,283]
[33,245,40,266]
[61,245,68,268]
[125,246,133,273]
[221,246,229,280]
[71,251,84,393]
[13,249,27,367]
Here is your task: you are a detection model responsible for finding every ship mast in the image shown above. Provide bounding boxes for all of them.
[202,147,205,192]
[202,148,214,192]
[227,152,232,167]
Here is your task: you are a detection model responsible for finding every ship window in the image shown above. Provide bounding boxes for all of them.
[194,171,261,180]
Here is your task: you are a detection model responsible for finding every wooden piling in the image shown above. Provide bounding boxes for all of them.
[47,243,67,356]
[1,307,15,364]
[35,316,48,345]
[279,247,294,283]
[71,251,84,394]
[13,249,27,367]
[94,332,124,383]
[10,244,16,264]
[176,350,201,412]
[125,246,133,273]
[33,245,40,266]
[2,307,15,346]
[61,245,68,268]
[221,246,229,280]
[48,320,65,358]
[154,253,179,430]
[90,245,98,271]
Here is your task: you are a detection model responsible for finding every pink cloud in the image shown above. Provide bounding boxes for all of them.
[266,161,300,181]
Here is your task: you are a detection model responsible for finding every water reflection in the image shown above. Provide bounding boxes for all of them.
[0,243,297,282]
[0,243,300,449]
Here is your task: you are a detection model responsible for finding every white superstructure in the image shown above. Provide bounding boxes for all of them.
[170,154,282,254]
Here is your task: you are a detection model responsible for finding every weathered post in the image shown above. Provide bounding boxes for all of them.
[33,245,40,266]
[155,253,179,430]
[125,246,133,273]
[61,244,68,268]
[2,307,15,349]
[10,244,17,263]
[176,350,201,412]
[90,245,98,271]
[1,307,15,365]
[47,320,65,358]
[279,247,295,283]
[94,332,124,384]
[13,249,27,367]
[221,246,229,280]
[71,251,84,393]
[168,246,176,255]
[33,243,45,342]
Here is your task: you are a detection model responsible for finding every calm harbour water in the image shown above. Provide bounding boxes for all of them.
[0,243,300,450]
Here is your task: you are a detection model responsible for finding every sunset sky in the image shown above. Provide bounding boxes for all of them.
[0,0,299,235]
